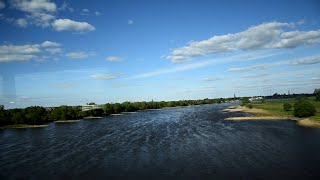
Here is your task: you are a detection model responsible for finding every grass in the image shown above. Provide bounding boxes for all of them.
[250,97,320,121]
[0,124,48,129]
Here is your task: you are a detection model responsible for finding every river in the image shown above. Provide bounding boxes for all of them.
[1,103,320,179]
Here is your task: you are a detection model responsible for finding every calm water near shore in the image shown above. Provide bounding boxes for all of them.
[1,103,320,179]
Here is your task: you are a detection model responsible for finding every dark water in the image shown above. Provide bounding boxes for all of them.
[1,103,320,180]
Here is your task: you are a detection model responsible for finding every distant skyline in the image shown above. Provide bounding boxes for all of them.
[0,0,320,108]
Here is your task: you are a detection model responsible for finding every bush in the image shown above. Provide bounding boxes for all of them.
[283,103,292,111]
[246,104,253,109]
[314,89,320,101]
[241,97,250,106]
[294,100,316,117]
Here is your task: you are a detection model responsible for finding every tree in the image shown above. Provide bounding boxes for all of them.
[283,103,292,111]
[24,106,47,124]
[241,97,250,106]
[294,99,316,118]
[314,89,320,101]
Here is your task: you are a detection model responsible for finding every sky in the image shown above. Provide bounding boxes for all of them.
[0,0,320,108]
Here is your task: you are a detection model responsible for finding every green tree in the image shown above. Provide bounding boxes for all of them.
[294,99,316,117]
[283,103,292,111]
[24,106,47,124]
[314,89,320,101]
[241,97,250,106]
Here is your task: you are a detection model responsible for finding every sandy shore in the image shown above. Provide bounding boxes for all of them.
[55,120,81,123]
[225,116,289,120]
[297,118,320,128]
[110,114,123,116]
[223,105,319,128]
[121,112,138,114]
[83,116,103,119]
[0,124,49,129]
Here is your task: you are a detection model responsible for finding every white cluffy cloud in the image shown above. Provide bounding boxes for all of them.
[8,0,95,32]
[166,21,320,62]
[66,51,93,59]
[41,40,61,47]
[91,74,118,80]
[52,19,95,32]
[0,41,62,62]
[15,18,28,27]
[11,0,56,27]
[106,56,123,62]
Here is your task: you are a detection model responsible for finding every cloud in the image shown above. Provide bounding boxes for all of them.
[241,74,270,78]
[128,19,134,25]
[41,41,61,47]
[15,18,28,27]
[0,54,37,62]
[203,77,222,81]
[91,74,118,80]
[11,0,56,13]
[166,21,320,62]
[226,54,320,73]
[52,19,95,32]
[82,8,89,13]
[95,11,101,16]
[45,48,62,54]
[0,41,65,62]
[5,1,96,33]
[128,51,277,79]
[66,51,92,59]
[11,0,57,27]
[291,56,320,65]
[0,44,41,62]
[80,8,89,15]
[0,0,6,10]
[227,64,271,72]
[58,1,74,12]
[106,56,123,62]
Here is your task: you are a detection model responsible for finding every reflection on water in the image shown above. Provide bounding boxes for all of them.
[1,103,320,179]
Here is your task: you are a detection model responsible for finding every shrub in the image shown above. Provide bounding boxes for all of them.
[283,103,292,111]
[241,97,250,106]
[314,89,320,101]
[294,100,316,118]
[246,104,253,109]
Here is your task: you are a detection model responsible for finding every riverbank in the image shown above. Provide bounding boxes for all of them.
[83,116,103,119]
[223,105,320,128]
[0,124,49,129]
[55,120,81,123]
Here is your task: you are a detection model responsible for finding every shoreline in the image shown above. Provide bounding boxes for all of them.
[223,105,320,128]
[83,116,103,119]
[55,120,81,123]
[0,124,49,129]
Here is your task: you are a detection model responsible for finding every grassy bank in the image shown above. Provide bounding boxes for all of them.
[224,97,320,128]
[250,97,320,121]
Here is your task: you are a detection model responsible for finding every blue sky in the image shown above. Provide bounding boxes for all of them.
[0,0,320,108]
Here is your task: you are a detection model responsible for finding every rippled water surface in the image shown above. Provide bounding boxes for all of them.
[1,103,320,179]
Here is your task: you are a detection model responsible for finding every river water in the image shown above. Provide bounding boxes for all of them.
[1,103,320,179]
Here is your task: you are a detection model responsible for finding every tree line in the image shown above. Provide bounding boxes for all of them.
[0,98,234,127]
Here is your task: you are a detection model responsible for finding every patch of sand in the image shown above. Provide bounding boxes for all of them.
[297,118,320,128]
